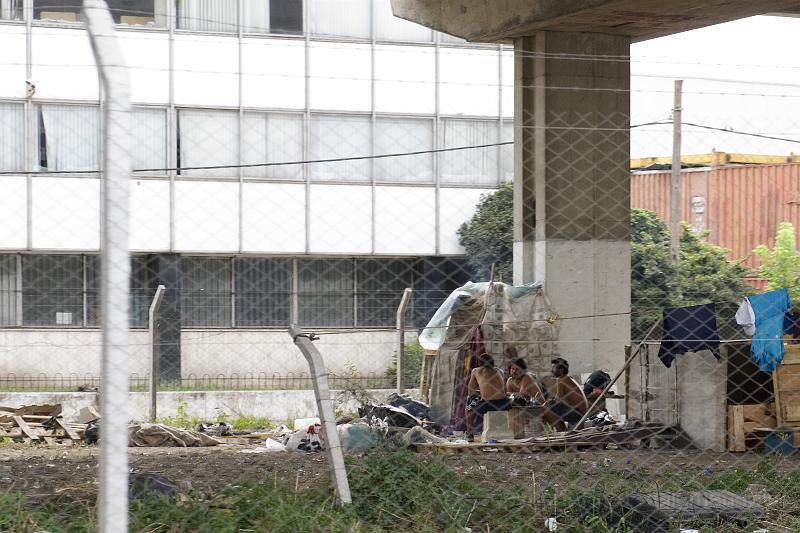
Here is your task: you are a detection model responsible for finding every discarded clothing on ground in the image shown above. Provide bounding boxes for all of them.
[128,423,221,447]
[402,425,446,446]
[657,304,720,368]
[749,288,792,372]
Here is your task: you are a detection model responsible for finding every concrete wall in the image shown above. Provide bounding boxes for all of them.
[676,349,728,452]
[0,389,410,423]
[0,329,412,383]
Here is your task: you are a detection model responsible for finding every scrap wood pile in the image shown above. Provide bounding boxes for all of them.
[0,404,87,445]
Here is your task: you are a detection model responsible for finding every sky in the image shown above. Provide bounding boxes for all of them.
[629,15,800,158]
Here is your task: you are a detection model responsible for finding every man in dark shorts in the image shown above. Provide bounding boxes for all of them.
[542,357,588,432]
[465,353,510,442]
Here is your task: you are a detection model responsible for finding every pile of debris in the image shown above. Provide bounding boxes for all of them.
[0,404,88,445]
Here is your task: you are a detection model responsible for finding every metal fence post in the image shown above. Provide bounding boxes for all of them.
[148,285,166,422]
[288,324,352,505]
[396,288,413,393]
[84,1,132,532]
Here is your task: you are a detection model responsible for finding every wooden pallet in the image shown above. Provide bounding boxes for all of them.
[415,440,607,455]
[727,404,777,452]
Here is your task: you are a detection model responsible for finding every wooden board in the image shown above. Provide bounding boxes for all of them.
[13,416,40,441]
[55,419,82,442]
[774,343,800,427]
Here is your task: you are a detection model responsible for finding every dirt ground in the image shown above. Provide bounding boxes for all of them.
[0,442,787,503]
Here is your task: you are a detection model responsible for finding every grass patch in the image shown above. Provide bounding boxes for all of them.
[2,451,797,532]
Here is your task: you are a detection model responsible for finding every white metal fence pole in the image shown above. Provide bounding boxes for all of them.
[148,284,166,422]
[395,288,413,393]
[288,324,352,505]
[84,1,133,531]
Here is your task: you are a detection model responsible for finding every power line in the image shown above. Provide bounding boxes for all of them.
[0,121,665,176]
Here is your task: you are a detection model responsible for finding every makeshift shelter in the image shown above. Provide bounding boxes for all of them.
[420,281,559,427]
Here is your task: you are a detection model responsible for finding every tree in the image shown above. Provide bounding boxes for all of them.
[754,222,800,303]
[457,181,513,281]
[457,187,752,339]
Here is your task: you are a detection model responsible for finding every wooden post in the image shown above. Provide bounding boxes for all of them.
[396,288,413,394]
[670,79,683,262]
[148,285,166,422]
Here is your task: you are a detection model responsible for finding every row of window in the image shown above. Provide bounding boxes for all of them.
[0,254,470,328]
[0,103,514,185]
[1,0,465,43]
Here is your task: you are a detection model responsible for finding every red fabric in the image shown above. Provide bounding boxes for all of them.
[449,326,486,431]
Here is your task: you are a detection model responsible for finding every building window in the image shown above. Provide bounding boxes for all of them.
[177,109,238,178]
[309,0,370,39]
[177,0,303,34]
[264,0,302,34]
[21,255,85,327]
[0,0,22,20]
[0,256,17,326]
[33,0,166,25]
[132,107,168,175]
[374,117,433,183]
[180,257,232,327]
[85,255,155,328]
[298,259,354,328]
[242,113,303,180]
[38,105,100,174]
[439,118,499,186]
[176,0,237,32]
[308,115,371,182]
[0,102,24,172]
[234,258,292,326]
[356,259,414,327]
[373,0,432,42]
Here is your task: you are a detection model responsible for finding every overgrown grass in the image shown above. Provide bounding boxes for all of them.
[2,451,798,532]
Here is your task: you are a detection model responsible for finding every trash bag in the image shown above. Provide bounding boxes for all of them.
[386,393,431,421]
[337,423,376,452]
[84,420,99,445]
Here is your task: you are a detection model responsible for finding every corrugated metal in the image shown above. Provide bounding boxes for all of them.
[631,163,800,274]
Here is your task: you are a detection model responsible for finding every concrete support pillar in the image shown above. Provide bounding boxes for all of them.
[513,32,631,377]
[148,254,181,382]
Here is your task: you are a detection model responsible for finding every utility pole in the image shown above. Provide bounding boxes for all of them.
[670,80,683,262]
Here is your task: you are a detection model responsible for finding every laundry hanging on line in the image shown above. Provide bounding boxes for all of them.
[657,303,721,368]
[747,288,792,373]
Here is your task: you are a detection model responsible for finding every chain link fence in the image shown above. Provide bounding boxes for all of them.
[2,2,800,531]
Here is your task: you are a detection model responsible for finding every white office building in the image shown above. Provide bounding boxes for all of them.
[0,0,512,386]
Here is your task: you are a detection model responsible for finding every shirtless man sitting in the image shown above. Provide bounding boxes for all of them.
[506,356,546,406]
[465,353,510,442]
[542,357,588,432]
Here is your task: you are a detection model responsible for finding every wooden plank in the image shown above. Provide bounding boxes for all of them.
[774,369,785,428]
[54,419,82,442]
[13,416,40,441]
[43,436,57,446]
[728,405,745,452]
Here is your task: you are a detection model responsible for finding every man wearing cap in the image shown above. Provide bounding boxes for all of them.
[542,357,588,432]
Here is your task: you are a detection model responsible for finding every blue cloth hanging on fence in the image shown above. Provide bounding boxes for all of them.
[749,288,792,373]
[657,303,720,368]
